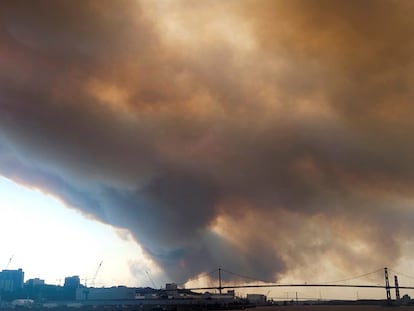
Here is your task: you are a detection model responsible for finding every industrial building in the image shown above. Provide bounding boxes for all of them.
[76,286,137,301]
[247,293,267,305]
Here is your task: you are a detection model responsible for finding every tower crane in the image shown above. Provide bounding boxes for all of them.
[91,261,103,287]
[5,255,13,269]
[145,270,157,289]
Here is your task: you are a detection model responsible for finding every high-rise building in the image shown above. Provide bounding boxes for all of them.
[64,275,80,288]
[0,269,24,293]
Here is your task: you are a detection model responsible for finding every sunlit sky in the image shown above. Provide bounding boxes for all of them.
[0,176,163,288]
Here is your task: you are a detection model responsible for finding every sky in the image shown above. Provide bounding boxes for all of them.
[0,176,163,288]
[1,0,414,300]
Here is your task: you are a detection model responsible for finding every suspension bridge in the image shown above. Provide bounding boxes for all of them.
[182,267,414,302]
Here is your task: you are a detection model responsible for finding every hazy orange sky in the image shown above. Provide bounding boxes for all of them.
[1,0,414,293]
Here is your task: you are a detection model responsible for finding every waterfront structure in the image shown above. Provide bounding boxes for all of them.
[247,294,267,305]
[76,286,137,301]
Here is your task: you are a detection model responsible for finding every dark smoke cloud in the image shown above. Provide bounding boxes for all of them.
[1,0,414,283]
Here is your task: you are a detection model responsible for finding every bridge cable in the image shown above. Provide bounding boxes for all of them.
[388,268,414,286]
[322,268,384,284]
[177,268,219,287]
[220,268,273,284]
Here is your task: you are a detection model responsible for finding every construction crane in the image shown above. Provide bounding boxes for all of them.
[145,270,157,289]
[5,255,13,269]
[91,261,103,287]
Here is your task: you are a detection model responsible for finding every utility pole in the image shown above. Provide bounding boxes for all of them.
[384,267,391,304]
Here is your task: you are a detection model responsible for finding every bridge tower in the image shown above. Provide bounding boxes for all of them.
[384,267,391,303]
[394,275,400,301]
[218,268,222,295]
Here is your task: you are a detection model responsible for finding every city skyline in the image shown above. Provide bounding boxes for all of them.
[1,263,413,302]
